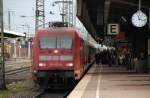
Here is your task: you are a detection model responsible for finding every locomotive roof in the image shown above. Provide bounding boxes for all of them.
[37,27,76,33]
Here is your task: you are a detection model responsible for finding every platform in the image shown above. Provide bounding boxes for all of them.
[67,64,150,98]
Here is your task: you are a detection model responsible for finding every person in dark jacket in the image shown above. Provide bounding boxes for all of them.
[95,51,100,65]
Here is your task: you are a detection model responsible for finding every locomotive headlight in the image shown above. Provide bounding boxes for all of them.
[66,63,73,67]
[54,49,59,54]
[33,70,37,74]
[39,63,46,67]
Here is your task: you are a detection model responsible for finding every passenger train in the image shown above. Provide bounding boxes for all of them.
[32,23,96,88]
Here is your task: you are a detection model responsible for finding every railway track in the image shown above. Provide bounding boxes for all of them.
[5,66,31,75]
[34,89,69,98]
[5,61,77,98]
[10,86,71,98]
[5,61,31,65]
[10,88,45,98]
[34,83,77,98]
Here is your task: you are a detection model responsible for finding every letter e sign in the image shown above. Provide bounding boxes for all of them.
[107,24,119,35]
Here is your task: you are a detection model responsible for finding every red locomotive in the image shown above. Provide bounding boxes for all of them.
[32,26,96,88]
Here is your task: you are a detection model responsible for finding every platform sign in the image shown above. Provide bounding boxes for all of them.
[107,24,119,35]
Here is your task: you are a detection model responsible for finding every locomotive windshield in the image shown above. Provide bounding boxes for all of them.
[39,37,72,49]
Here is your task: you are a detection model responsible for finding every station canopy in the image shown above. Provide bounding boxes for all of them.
[2,30,25,38]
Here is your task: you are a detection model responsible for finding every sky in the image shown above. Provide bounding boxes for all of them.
[3,0,62,34]
[3,0,85,38]
[3,0,95,45]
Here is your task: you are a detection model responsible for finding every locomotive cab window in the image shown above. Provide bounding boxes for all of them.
[47,37,57,49]
[39,37,56,49]
[57,37,73,49]
[39,37,47,49]
[39,37,72,49]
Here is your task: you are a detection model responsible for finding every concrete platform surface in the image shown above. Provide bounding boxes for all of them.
[67,64,150,98]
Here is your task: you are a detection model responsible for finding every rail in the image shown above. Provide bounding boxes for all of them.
[5,66,31,75]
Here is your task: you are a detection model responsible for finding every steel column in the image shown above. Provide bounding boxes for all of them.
[35,0,45,31]
[0,0,6,90]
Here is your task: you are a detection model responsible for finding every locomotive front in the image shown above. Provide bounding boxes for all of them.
[32,28,76,88]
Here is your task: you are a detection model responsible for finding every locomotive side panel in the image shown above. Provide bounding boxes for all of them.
[74,32,81,80]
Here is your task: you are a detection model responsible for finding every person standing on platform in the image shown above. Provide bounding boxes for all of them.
[125,50,131,70]
[108,50,112,67]
[95,51,100,65]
